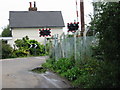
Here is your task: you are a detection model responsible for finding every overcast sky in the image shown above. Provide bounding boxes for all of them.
[0,0,94,34]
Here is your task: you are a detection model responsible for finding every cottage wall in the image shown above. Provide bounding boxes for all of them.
[9,27,63,47]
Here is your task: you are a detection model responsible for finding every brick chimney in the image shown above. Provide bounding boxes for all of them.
[33,1,37,11]
[29,1,37,11]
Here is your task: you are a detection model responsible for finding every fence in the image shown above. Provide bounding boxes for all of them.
[47,31,97,64]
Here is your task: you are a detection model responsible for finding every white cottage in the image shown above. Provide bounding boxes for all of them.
[9,2,65,47]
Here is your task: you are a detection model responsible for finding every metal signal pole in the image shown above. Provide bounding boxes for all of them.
[75,0,79,22]
[80,0,85,36]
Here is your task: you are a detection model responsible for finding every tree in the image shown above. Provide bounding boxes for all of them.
[87,2,120,88]
[1,25,12,37]
[90,2,120,63]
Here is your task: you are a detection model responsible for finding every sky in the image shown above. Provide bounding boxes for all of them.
[0,0,94,34]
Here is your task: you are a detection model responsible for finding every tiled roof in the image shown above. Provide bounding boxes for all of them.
[9,11,65,28]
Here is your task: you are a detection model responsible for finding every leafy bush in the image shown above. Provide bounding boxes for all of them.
[14,36,46,57]
[13,49,29,57]
[42,58,75,73]
[61,67,81,81]
[2,41,13,59]
[52,58,75,74]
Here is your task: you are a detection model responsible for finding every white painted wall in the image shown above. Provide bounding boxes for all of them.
[9,27,64,47]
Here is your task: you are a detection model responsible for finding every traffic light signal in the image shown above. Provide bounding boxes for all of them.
[39,28,51,37]
[67,22,79,32]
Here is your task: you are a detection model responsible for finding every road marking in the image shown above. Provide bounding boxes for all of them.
[41,74,61,88]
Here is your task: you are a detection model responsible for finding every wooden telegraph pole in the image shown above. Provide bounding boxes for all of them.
[80,0,85,36]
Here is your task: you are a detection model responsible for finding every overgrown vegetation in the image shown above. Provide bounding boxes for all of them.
[41,2,120,88]
[90,2,120,63]
[1,36,47,59]
[42,57,119,88]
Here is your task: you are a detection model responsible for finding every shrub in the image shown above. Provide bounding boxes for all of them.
[52,58,75,74]
[2,42,13,59]
[13,49,29,57]
[90,61,120,88]
[14,36,46,57]
[72,60,120,88]
[61,66,81,81]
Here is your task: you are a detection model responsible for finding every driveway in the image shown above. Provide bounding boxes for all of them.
[1,56,71,88]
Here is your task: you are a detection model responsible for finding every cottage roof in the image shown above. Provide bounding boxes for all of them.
[9,11,65,28]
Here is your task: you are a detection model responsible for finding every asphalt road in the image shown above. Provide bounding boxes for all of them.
[1,56,71,88]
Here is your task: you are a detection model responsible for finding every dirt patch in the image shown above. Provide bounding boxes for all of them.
[31,67,47,73]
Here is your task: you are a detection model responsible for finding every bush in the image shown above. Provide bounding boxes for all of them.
[2,42,13,59]
[42,58,75,73]
[61,66,81,81]
[14,36,46,57]
[91,61,120,88]
[52,58,75,74]
[13,49,29,57]
[72,60,120,88]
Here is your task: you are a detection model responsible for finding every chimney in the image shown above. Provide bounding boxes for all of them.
[28,1,37,11]
[29,2,33,11]
[34,1,36,7]
[33,1,37,11]
[29,2,32,8]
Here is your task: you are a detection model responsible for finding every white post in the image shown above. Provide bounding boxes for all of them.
[74,32,77,61]
[44,37,47,54]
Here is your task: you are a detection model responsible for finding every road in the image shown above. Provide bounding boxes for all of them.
[1,56,71,88]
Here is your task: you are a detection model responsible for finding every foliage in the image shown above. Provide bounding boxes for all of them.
[1,25,12,37]
[42,57,120,88]
[28,40,45,56]
[45,43,51,55]
[67,34,74,37]
[15,36,29,49]
[14,36,46,57]
[13,48,29,57]
[61,66,81,81]
[91,45,104,60]
[41,2,120,88]
[89,2,120,63]
[84,2,120,88]
[42,58,75,72]
[1,41,13,59]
